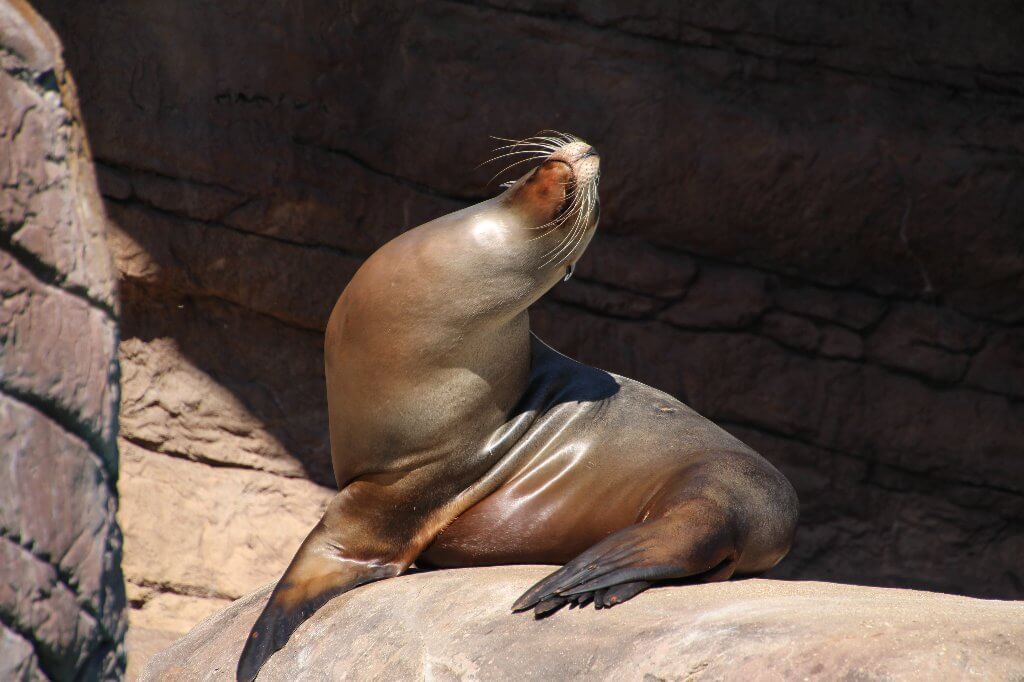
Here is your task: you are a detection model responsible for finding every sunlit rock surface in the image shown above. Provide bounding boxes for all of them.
[143,568,1024,681]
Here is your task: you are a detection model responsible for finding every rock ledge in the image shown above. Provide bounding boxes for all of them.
[142,567,1024,681]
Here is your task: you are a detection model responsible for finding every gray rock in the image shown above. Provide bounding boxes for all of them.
[142,568,1024,681]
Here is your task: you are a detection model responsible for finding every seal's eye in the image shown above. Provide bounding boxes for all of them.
[563,262,575,282]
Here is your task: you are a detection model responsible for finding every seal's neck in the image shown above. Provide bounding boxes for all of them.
[445,198,590,323]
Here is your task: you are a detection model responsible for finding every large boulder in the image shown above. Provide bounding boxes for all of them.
[143,568,1024,681]
[0,0,125,678]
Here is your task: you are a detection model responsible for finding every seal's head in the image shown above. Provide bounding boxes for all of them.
[490,132,601,276]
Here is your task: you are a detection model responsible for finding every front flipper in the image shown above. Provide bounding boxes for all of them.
[236,485,426,681]
[236,538,401,681]
[512,500,739,615]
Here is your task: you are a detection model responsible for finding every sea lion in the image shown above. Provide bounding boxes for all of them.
[237,132,798,680]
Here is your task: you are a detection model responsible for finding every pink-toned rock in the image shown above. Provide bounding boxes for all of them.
[0,250,119,454]
[142,568,1024,682]
[0,0,116,311]
[0,1,124,677]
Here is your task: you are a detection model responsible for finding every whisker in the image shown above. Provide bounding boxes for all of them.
[489,143,559,155]
[477,148,553,169]
[534,129,575,144]
[487,154,551,186]
[540,183,594,266]
[538,186,589,258]
[543,189,587,255]
[491,135,563,150]
[519,135,572,150]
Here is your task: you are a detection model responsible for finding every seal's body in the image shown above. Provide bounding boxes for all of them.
[420,337,793,574]
[238,135,798,681]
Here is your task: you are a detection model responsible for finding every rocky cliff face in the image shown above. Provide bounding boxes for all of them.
[0,1,125,678]
[29,0,1024,676]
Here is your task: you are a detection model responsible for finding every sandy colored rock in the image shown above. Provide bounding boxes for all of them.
[118,441,332,678]
[142,568,1024,681]
[117,293,334,481]
[118,442,333,602]
[126,591,232,681]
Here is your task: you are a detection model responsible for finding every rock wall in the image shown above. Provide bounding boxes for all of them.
[0,1,125,678]
[30,0,1024,674]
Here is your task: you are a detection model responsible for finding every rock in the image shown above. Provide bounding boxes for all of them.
[0,398,118,622]
[966,329,1024,399]
[118,442,332,604]
[117,441,333,677]
[0,1,125,677]
[773,285,887,331]
[125,591,232,681]
[0,626,44,681]
[572,234,697,298]
[0,1,116,312]
[0,251,119,455]
[818,324,863,360]
[758,311,821,353]
[867,303,988,383]
[25,0,1024,673]
[550,278,665,319]
[661,266,769,329]
[106,201,361,333]
[142,568,1024,681]
[117,292,334,482]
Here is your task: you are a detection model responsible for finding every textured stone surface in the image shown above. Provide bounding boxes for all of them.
[118,442,331,605]
[117,434,331,677]
[0,0,125,678]
[29,0,1024,674]
[143,568,1024,681]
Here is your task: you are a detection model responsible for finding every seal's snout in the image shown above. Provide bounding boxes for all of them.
[490,132,600,246]
[547,140,597,166]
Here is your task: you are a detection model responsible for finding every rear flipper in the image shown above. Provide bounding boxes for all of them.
[236,487,425,681]
[513,500,740,616]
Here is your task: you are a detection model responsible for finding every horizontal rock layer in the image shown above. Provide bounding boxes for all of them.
[142,568,1024,681]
